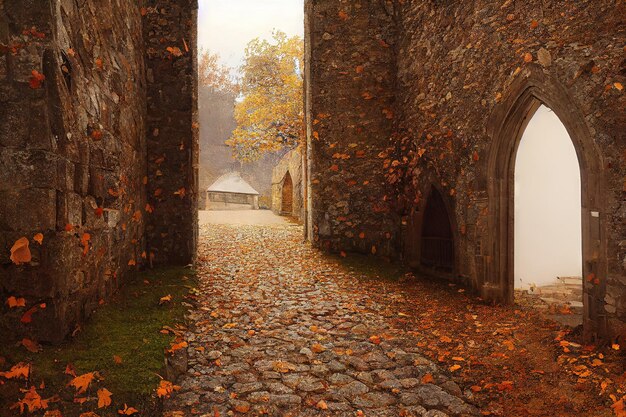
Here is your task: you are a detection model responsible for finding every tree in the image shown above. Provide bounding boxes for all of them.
[226,31,304,162]
[198,49,237,95]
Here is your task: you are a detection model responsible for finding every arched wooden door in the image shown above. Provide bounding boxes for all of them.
[281,172,293,215]
[421,187,455,272]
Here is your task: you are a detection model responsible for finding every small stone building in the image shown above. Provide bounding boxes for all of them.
[272,148,304,220]
[206,172,259,211]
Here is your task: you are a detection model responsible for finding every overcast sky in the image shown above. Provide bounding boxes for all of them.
[198,0,304,71]
[514,105,582,289]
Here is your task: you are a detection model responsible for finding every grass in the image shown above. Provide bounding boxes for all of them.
[0,267,195,416]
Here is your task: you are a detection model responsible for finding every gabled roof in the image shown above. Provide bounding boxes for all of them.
[207,172,259,195]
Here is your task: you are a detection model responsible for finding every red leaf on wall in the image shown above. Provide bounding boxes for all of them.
[29,70,45,89]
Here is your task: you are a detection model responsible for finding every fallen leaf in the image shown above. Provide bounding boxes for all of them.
[113,355,123,364]
[33,233,44,245]
[68,372,97,394]
[97,388,112,408]
[156,380,180,398]
[11,386,49,413]
[21,338,40,353]
[7,296,26,308]
[118,404,139,415]
[316,400,328,410]
[10,237,32,265]
[421,373,434,384]
[29,70,45,89]
[160,294,173,305]
[0,363,30,379]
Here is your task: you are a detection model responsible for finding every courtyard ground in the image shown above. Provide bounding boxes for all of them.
[164,211,624,416]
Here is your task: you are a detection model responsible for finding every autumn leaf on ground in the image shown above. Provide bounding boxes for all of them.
[68,372,98,394]
[43,410,63,417]
[64,363,77,377]
[421,373,434,384]
[21,338,40,353]
[167,341,187,354]
[311,343,326,353]
[7,296,26,308]
[0,362,30,379]
[97,388,112,408]
[10,237,32,265]
[33,233,44,245]
[159,294,172,305]
[21,303,46,324]
[113,355,123,364]
[316,400,328,410]
[156,380,180,399]
[118,404,139,415]
[10,386,49,413]
[234,403,250,413]
[80,412,100,417]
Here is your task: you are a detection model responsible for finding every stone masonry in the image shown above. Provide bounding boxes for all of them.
[0,0,147,343]
[272,147,305,221]
[307,0,625,341]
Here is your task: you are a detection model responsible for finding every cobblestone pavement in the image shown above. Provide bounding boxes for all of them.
[165,223,478,417]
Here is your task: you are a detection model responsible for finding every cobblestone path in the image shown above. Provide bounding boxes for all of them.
[165,223,478,417]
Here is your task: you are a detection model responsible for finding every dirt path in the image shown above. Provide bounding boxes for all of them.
[165,221,622,416]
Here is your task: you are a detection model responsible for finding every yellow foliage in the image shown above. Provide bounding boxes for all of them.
[227,31,304,162]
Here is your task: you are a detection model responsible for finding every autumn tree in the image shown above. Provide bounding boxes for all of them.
[198,49,237,94]
[226,31,304,162]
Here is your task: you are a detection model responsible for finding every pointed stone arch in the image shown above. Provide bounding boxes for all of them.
[406,180,459,281]
[484,67,606,339]
[281,171,294,216]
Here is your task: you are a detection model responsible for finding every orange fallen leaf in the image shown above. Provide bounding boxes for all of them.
[156,380,180,398]
[97,388,112,408]
[21,338,40,353]
[21,303,45,324]
[0,363,30,379]
[118,404,139,415]
[421,373,434,384]
[81,233,91,255]
[10,237,32,265]
[68,372,97,394]
[29,70,45,89]
[234,403,250,413]
[311,343,326,353]
[33,233,44,245]
[113,355,123,364]
[369,335,382,345]
[11,386,49,413]
[159,294,172,305]
[80,413,100,417]
[7,296,26,308]
[316,400,328,410]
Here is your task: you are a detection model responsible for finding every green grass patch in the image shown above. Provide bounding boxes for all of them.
[334,252,407,282]
[0,267,195,416]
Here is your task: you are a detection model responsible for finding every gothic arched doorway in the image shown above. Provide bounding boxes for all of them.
[420,187,455,273]
[281,172,293,215]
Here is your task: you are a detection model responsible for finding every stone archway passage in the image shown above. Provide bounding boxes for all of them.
[420,187,455,273]
[281,172,294,215]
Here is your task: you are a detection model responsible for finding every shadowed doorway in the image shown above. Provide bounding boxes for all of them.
[281,172,294,215]
[421,187,455,273]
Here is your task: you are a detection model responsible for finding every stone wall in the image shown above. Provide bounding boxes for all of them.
[272,147,304,221]
[0,0,147,342]
[144,0,198,266]
[308,0,400,258]
[391,0,625,341]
